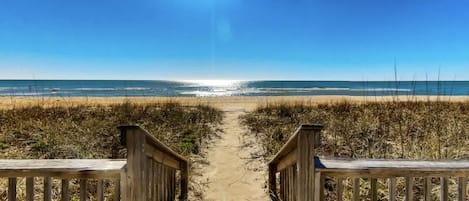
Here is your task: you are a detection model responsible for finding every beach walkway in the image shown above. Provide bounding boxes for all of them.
[202,104,268,201]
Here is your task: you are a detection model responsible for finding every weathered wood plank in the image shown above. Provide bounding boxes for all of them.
[337,177,343,201]
[61,179,70,201]
[370,178,377,201]
[44,177,52,201]
[97,179,104,201]
[145,145,180,170]
[26,177,34,201]
[120,168,127,201]
[8,177,16,201]
[268,125,322,166]
[296,125,321,201]
[268,164,277,197]
[80,179,88,201]
[179,161,189,201]
[114,178,121,201]
[459,177,466,201]
[122,126,147,201]
[440,177,448,201]
[424,177,432,201]
[119,125,187,167]
[388,177,396,201]
[148,159,153,200]
[317,158,469,170]
[0,159,125,179]
[314,172,322,201]
[405,177,413,201]
[276,149,297,171]
[353,178,360,201]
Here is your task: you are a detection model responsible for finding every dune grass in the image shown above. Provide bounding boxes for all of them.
[0,101,222,159]
[241,101,469,160]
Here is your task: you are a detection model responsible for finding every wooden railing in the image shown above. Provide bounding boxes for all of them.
[119,125,189,201]
[0,125,189,201]
[0,159,126,201]
[268,124,322,201]
[268,124,469,201]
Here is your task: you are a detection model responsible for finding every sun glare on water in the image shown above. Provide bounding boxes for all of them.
[182,80,244,87]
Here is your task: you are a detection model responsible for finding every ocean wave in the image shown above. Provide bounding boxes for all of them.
[74,87,150,91]
[350,88,412,92]
[257,87,350,91]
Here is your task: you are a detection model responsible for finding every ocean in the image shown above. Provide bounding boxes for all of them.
[0,80,468,97]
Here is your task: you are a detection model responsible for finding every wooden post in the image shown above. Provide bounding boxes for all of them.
[179,161,189,201]
[120,126,147,201]
[296,125,322,201]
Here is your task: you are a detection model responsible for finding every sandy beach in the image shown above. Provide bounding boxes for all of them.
[2,95,469,110]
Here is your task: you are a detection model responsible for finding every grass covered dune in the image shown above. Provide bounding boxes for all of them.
[242,101,469,160]
[0,102,223,159]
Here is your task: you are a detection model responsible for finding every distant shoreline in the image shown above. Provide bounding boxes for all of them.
[2,95,469,110]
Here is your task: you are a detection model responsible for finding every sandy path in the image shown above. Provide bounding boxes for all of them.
[202,104,268,201]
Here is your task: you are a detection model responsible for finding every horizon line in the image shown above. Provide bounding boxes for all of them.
[0,79,468,82]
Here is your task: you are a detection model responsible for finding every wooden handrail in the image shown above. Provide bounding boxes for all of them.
[1,125,189,201]
[0,159,125,201]
[268,124,322,201]
[269,124,469,201]
[119,125,189,201]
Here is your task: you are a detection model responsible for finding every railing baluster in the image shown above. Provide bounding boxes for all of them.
[44,177,52,201]
[61,179,70,201]
[337,177,343,201]
[97,179,104,201]
[148,159,153,201]
[120,169,127,201]
[314,172,324,201]
[80,179,88,201]
[424,177,432,201]
[146,158,151,200]
[153,162,157,201]
[158,163,163,201]
[26,177,34,201]
[289,166,293,201]
[459,177,467,201]
[280,170,284,201]
[388,177,396,201]
[180,161,189,201]
[440,177,448,201]
[114,179,121,201]
[405,177,413,201]
[163,165,167,200]
[370,178,377,201]
[353,178,360,201]
[8,177,17,201]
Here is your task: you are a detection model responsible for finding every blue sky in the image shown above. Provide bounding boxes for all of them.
[0,0,468,80]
